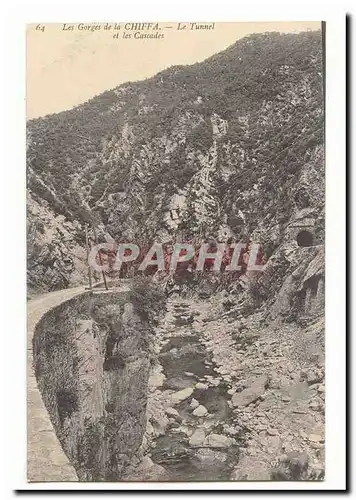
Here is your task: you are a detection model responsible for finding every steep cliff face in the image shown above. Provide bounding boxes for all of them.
[33,292,151,481]
[27,193,88,293]
[27,30,324,293]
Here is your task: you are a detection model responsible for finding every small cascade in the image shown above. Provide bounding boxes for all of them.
[144,298,243,481]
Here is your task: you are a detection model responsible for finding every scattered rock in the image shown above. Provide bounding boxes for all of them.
[270,452,309,480]
[301,369,323,385]
[309,400,321,411]
[223,424,239,436]
[256,424,268,432]
[204,433,233,448]
[165,407,182,422]
[192,405,208,417]
[195,448,227,464]
[189,398,200,410]
[231,376,268,408]
[231,468,270,481]
[149,372,166,390]
[292,404,308,414]
[147,281,324,481]
[189,429,206,446]
[175,425,193,437]
[308,434,324,443]
[195,382,209,390]
[171,387,193,405]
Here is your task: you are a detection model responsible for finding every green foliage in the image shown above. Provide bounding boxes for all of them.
[129,275,167,325]
[77,420,104,481]
[27,30,323,241]
[186,121,213,151]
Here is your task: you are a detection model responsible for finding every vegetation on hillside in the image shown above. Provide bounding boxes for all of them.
[27,30,324,302]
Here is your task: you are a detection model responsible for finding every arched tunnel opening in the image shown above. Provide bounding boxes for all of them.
[296,230,314,247]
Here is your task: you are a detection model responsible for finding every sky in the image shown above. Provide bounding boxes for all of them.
[26,21,321,119]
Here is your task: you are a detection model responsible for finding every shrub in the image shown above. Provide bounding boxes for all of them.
[129,275,166,325]
[56,389,79,424]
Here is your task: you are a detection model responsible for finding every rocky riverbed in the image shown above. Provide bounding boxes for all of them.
[131,293,325,482]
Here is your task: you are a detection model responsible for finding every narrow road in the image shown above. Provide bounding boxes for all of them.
[27,283,130,482]
[27,286,88,482]
[28,286,87,344]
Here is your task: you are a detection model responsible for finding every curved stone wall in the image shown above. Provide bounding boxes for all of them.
[27,287,85,482]
[28,284,149,482]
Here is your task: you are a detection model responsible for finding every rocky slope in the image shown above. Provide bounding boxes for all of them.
[140,287,324,481]
[27,30,323,291]
[27,192,87,293]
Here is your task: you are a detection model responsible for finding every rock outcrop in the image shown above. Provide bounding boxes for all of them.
[33,291,151,481]
[27,30,324,292]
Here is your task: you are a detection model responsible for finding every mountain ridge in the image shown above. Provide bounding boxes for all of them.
[27,29,324,292]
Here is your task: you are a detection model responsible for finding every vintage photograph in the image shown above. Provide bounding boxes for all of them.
[27,21,325,483]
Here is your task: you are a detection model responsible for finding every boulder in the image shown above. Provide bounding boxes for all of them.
[171,387,193,405]
[231,375,268,408]
[192,405,208,417]
[204,433,233,448]
[308,433,324,443]
[189,429,206,446]
[165,407,182,422]
[195,382,209,390]
[190,398,200,409]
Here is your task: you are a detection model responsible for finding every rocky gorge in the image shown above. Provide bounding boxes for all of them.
[141,283,324,481]
[27,29,325,481]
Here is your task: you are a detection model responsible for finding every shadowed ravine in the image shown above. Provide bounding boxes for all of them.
[144,298,243,481]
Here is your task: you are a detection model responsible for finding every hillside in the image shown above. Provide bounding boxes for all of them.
[27,31,323,284]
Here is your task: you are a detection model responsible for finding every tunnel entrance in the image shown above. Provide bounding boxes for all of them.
[296,230,314,247]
